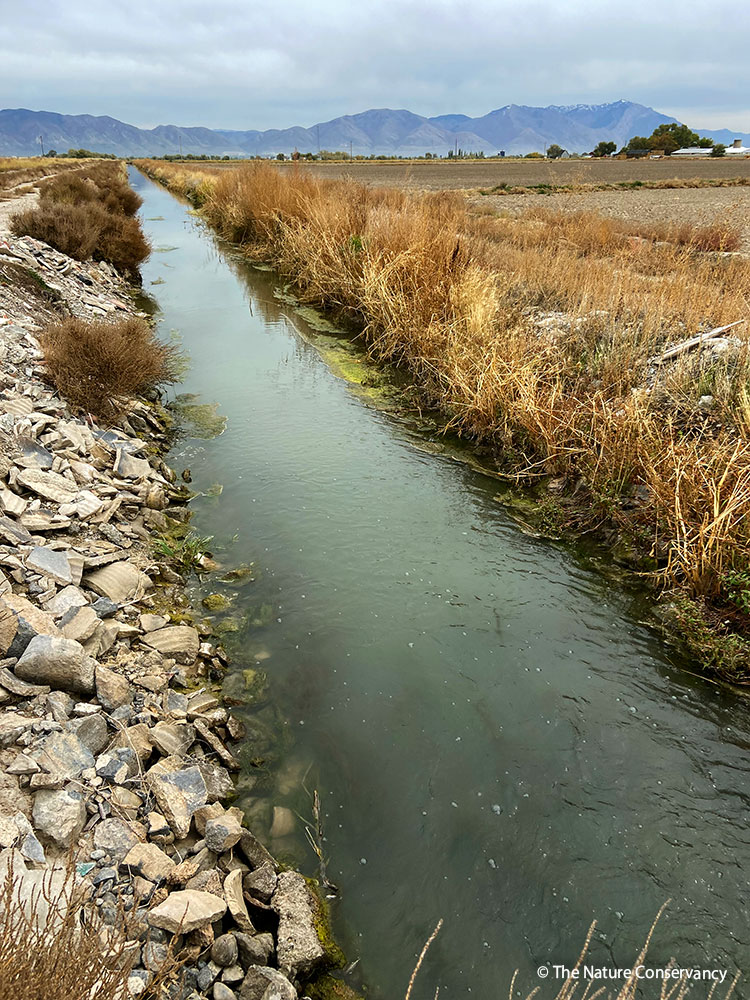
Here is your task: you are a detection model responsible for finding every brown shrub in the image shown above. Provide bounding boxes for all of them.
[10,202,102,259]
[40,166,142,216]
[94,210,151,275]
[40,315,179,419]
[11,200,149,275]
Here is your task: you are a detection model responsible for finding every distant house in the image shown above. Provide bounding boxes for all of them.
[671,146,712,157]
[625,148,650,158]
[726,138,750,155]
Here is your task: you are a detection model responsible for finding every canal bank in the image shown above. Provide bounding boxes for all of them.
[133,168,749,998]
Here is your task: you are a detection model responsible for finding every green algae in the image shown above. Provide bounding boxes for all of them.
[171,393,227,439]
[304,976,364,1000]
[219,563,256,586]
[305,877,346,972]
[202,592,233,612]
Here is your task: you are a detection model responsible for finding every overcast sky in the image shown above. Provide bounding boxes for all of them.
[3,0,749,130]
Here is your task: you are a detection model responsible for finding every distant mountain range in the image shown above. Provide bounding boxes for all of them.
[2,102,749,158]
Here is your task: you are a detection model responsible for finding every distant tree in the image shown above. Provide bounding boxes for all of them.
[711,143,727,157]
[546,144,565,159]
[626,123,714,154]
[45,149,57,158]
[649,123,703,152]
[276,152,285,160]
[625,136,653,151]
[525,151,545,158]
[592,141,617,157]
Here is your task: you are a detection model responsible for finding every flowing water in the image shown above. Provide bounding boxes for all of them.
[132,169,750,998]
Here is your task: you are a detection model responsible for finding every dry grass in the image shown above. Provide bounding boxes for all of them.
[10,162,149,275]
[0,157,81,192]
[0,855,178,1000]
[482,175,750,198]
[40,315,179,420]
[137,158,750,676]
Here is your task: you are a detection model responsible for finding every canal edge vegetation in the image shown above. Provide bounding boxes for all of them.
[134,158,750,683]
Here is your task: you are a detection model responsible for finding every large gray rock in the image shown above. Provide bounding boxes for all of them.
[93,817,142,861]
[66,713,109,754]
[149,720,195,757]
[272,871,325,978]
[121,842,175,882]
[239,966,296,1000]
[243,863,277,904]
[205,810,243,854]
[84,561,150,603]
[145,757,207,839]
[15,635,95,694]
[212,933,239,967]
[31,731,94,781]
[148,889,227,933]
[197,759,234,803]
[235,932,274,969]
[1,593,61,659]
[32,788,86,848]
[95,663,132,711]
[25,546,83,587]
[59,605,99,643]
[143,625,200,665]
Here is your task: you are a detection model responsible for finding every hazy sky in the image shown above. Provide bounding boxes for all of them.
[3,0,749,130]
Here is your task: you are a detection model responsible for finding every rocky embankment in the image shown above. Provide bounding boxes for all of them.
[0,232,342,999]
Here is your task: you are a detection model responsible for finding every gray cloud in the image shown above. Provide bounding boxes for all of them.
[3,0,749,130]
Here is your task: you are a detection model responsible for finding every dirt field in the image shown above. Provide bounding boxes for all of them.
[471,185,750,252]
[265,156,750,191]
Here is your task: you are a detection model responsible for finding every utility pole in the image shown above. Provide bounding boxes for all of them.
[349,141,353,161]
[38,134,45,157]
[179,135,182,158]
[317,124,320,155]
[455,137,458,157]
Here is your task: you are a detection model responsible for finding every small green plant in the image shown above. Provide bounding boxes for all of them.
[724,569,750,615]
[154,531,214,574]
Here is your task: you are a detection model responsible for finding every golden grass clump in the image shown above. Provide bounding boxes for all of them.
[40,315,179,420]
[135,158,750,675]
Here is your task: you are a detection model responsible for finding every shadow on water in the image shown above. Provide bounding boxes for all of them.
[130,168,750,998]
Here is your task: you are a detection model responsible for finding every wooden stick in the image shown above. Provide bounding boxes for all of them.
[658,319,746,363]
